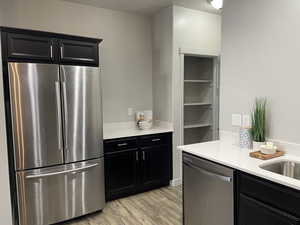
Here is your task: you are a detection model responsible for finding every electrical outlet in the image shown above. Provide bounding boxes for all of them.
[242,114,251,128]
[128,108,133,116]
[232,114,242,127]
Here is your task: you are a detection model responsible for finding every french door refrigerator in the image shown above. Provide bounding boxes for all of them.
[8,63,105,225]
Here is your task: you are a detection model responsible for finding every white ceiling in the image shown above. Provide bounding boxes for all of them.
[62,0,220,16]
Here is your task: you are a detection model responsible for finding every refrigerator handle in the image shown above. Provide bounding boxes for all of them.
[62,81,68,150]
[25,163,99,179]
[55,82,63,151]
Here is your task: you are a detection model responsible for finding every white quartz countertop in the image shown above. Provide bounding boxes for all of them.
[103,122,173,140]
[178,135,300,191]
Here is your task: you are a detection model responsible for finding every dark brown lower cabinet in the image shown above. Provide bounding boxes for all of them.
[237,172,300,225]
[104,133,172,201]
[238,194,300,225]
[104,149,138,200]
[140,145,171,192]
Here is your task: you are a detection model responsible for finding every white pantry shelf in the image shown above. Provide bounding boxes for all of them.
[184,102,211,106]
[184,123,212,129]
[184,79,212,83]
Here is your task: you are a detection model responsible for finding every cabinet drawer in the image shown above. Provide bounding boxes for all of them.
[17,159,105,225]
[238,172,300,217]
[104,137,138,153]
[7,33,55,62]
[59,39,99,66]
[139,133,170,147]
[239,194,300,225]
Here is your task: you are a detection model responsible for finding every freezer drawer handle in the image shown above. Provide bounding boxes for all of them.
[25,163,99,179]
[184,161,232,183]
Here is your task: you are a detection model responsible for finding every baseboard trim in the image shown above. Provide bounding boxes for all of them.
[170,178,182,186]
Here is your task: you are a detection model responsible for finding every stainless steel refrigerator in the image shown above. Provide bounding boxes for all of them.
[8,62,105,225]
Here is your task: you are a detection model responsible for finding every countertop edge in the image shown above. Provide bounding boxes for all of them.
[103,129,173,140]
[180,142,300,191]
[103,121,173,140]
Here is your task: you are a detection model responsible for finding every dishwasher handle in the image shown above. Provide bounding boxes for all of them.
[184,161,232,183]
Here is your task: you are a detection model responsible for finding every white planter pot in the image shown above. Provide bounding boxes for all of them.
[252,141,265,151]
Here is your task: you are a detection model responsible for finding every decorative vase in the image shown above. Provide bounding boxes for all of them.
[252,141,265,151]
[239,128,252,149]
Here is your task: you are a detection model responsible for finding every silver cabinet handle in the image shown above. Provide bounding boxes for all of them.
[26,163,99,179]
[55,81,63,151]
[184,161,232,183]
[60,45,64,59]
[136,151,139,161]
[117,143,128,147]
[142,151,145,161]
[50,44,53,60]
[152,138,161,142]
[62,81,68,150]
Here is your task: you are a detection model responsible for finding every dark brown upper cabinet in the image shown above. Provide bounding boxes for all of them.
[1,27,102,66]
[59,39,99,66]
[7,33,55,63]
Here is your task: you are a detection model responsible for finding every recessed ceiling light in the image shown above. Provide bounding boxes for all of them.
[208,0,223,10]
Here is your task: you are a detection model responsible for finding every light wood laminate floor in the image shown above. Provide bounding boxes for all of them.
[60,186,182,225]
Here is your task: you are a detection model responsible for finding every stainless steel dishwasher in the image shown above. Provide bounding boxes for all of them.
[183,152,234,225]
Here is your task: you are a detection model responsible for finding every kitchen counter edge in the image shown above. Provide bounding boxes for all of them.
[179,140,300,191]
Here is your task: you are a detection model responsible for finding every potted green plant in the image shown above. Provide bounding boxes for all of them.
[251,98,267,150]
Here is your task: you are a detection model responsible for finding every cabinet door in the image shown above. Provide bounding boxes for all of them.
[140,145,171,191]
[105,149,139,201]
[59,39,99,66]
[239,194,300,225]
[7,33,55,62]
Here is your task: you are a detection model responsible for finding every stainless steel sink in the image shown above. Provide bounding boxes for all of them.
[260,160,300,180]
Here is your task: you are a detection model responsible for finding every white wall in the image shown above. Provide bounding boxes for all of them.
[173,6,221,55]
[221,0,300,143]
[0,43,13,225]
[152,7,173,123]
[1,0,153,123]
[0,5,13,224]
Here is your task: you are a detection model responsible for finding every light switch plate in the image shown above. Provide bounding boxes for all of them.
[128,108,133,116]
[232,114,242,127]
